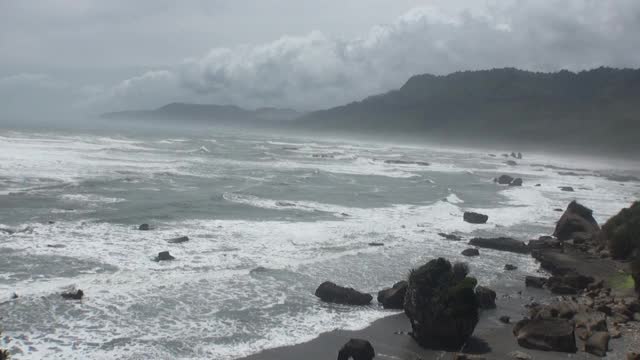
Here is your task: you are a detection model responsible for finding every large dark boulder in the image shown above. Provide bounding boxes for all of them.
[377,281,408,309]
[138,223,150,231]
[404,258,479,349]
[462,248,480,257]
[61,289,84,300]
[553,201,600,241]
[155,251,175,261]
[475,286,497,309]
[315,281,372,305]
[513,319,577,353]
[167,236,189,244]
[469,237,529,254]
[463,212,488,224]
[337,339,375,360]
[600,201,640,259]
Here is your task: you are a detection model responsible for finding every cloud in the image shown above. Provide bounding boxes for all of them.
[4,0,640,118]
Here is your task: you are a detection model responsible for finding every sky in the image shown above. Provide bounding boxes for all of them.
[1,0,640,120]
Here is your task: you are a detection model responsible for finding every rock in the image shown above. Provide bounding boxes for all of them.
[276,201,296,207]
[384,159,429,166]
[337,339,375,360]
[585,331,610,357]
[553,201,600,241]
[525,276,547,288]
[546,271,594,295]
[167,236,189,244]
[138,223,150,231]
[11,293,18,299]
[496,175,515,185]
[517,152,523,159]
[500,316,511,324]
[438,232,462,241]
[509,351,532,360]
[368,242,384,247]
[511,152,518,158]
[604,174,639,182]
[600,201,640,260]
[463,212,488,224]
[628,352,640,360]
[506,160,518,166]
[155,251,175,261]
[504,264,518,271]
[513,318,577,353]
[404,258,479,349]
[527,236,561,250]
[476,286,497,309]
[535,184,541,187]
[462,248,480,257]
[469,237,529,254]
[453,354,486,360]
[559,186,574,192]
[315,281,372,305]
[61,289,84,300]
[377,281,408,309]
[509,178,524,187]
[46,244,66,248]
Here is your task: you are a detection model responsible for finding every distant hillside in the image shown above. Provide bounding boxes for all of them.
[298,67,640,153]
[102,103,301,123]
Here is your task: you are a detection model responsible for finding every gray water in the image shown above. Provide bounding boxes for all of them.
[0,127,638,359]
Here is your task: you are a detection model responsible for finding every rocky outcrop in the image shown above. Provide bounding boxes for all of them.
[138,223,150,231]
[600,201,640,259]
[463,212,488,224]
[315,281,372,305]
[462,248,480,257]
[154,251,175,261]
[513,319,577,353]
[475,286,496,309]
[404,258,479,349]
[61,289,84,300]
[377,281,408,309]
[546,271,594,295]
[337,339,375,360]
[553,201,600,241]
[469,237,529,254]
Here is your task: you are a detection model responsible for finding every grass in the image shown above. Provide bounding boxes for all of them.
[609,272,635,290]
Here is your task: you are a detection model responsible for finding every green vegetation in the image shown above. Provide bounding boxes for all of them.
[609,272,635,291]
[299,67,640,154]
[601,201,640,259]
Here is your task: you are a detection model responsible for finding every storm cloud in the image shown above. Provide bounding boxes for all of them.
[2,0,640,119]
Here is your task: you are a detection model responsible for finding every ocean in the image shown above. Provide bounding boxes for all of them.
[0,127,638,359]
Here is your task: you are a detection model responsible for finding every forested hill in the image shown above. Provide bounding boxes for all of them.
[298,67,640,153]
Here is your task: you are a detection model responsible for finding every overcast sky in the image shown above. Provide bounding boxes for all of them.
[1,0,640,120]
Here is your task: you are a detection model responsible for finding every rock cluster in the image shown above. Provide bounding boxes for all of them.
[494,175,524,186]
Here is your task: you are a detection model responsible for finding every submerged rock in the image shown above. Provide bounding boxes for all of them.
[404,258,479,349]
[61,289,84,300]
[438,232,462,241]
[553,201,600,242]
[368,242,384,247]
[559,186,575,192]
[504,264,518,271]
[462,248,480,257]
[463,212,488,224]
[337,339,375,360]
[469,237,529,254]
[377,281,408,309]
[155,251,175,261]
[513,318,576,353]
[315,281,372,305]
[167,236,189,244]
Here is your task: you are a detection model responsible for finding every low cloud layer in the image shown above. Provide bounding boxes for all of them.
[3,0,640,119]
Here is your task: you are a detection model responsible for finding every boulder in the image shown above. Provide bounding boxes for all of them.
[167,236,189,244]
[377,281,408,309]
[500,316,511,324]
[585,331,610,357]
[509,178,523,187]
[504,264,518,271]
[513,319,577,353]
[315,281,372,305]
[337,339,375,360]
[463,212,488,224]
[525,276,547,288]
[61,289,84,300]
[138,223,150,231]
[506,160,518,166]
[368,242,384,247]
[404,258,479,349]
[453,354,486,360]
[469,237,529,254]
[553,201,600,241]
[517,152,523,159]
[496,175,515,185]
[155,251,175,261]
[462,248,480,257]
[510,351,531,360]
[527,236,561,250]
[559,186,575,192]
[475,286,497,309]
[600,201,640,259]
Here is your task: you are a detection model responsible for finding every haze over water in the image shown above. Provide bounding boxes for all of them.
[1,126,638,359]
